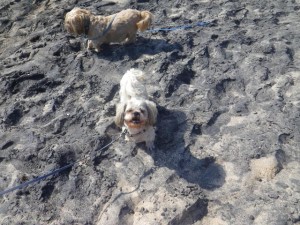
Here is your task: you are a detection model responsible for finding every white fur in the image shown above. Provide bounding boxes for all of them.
[119,68,148,102]
[115,69,157,150]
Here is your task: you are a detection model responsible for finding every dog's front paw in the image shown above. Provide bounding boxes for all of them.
[146,141,155,151]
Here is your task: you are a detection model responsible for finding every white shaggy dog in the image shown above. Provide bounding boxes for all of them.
[115,69,157,150]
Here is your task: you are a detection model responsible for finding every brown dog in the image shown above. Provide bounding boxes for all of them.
[64,7,153,52]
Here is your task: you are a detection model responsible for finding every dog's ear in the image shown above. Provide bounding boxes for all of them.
[64,9,91,35]
[145,100,157,126]
[74,13,90,35]
[115,103,126,127]
[64,16,75,34]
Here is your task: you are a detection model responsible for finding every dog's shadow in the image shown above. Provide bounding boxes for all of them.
[94,36,182,61]
[142,106,226,190]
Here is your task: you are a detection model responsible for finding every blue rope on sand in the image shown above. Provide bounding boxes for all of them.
[0,163,74,196]
[0,132,125,196]
[146,21,211,32]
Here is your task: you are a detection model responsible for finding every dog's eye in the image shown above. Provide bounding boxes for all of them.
[140,109,145,114]
[127,109,133,113]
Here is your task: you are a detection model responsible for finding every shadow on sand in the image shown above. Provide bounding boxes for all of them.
[92,36,182,61]
[144,106,226,191]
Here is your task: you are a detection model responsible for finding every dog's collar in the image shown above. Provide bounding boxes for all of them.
[87,14,117,41]
[84,18,90,36]
[125,128,146,137]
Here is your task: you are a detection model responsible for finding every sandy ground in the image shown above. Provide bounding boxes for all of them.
[0,0,300,224]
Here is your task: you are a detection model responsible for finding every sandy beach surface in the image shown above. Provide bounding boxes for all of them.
[0,0,299,224]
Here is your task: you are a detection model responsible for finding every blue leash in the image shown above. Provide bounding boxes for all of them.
[0,131,126,196]
[87,14,117,40]
[0,163,74,196]
[146,21,211,32]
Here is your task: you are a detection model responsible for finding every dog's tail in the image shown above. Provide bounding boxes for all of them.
[136,11,153,32]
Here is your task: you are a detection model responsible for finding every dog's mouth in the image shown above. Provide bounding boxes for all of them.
[131,118,141,124]
[129,113,142,124]
[125,117,145,128]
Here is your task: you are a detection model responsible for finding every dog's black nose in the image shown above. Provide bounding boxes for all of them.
[133,112,140,117]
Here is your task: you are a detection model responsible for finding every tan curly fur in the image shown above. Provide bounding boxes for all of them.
[64,7,153,52]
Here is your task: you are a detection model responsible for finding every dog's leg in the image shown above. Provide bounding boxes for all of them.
[87,40,102,52]
[145,127,156,150]
[94,41,103,52]
[87,40,94,50]
[125,33,137,44]
[146,140,155,151]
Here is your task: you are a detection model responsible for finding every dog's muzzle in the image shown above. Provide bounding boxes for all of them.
[131,112,141,124]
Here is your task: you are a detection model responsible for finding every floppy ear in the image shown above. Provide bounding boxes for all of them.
[115,103,126,127]
[64,9,91,35]
[145,100,157,126]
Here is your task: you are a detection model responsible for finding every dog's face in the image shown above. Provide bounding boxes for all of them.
[115,99,157,129]
[64,8,91,35]
[124,100,149,129]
